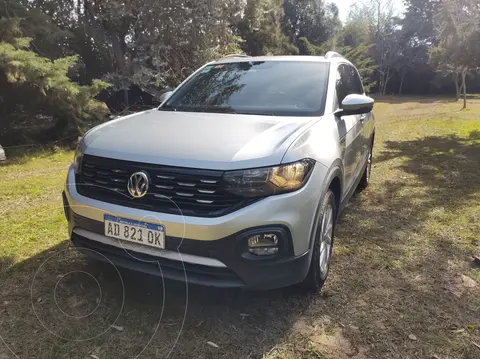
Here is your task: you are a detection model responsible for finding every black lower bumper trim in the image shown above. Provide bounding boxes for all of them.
[72,233,245,288]
[67,208,312,289]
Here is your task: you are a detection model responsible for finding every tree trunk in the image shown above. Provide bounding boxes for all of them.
[377,74,383,96]
[383,68,392,96]
[101,21,129,109]
[452,73,460,101]
[106,29,126,71]
[398,71,405,95]
[461,69,467,109]
[378,72,386,96]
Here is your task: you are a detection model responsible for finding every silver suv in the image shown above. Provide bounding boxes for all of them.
[63,52,375,291]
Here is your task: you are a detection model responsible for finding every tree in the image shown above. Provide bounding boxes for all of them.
[299,35,377,93]
[398,0,441,95]
[235,0,298,56]
[28,0,246,105]
[342,0,399,95]
[283,0,340,52]
[1,0,74,60]
[0,16,110,141]
[369,0,402,95]
[402,0,441,45]
[342,44,377,93]
[430,0,480,108]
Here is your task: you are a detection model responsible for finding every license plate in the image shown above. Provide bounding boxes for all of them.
[104,214,165,249]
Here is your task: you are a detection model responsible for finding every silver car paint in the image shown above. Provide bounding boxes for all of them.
[67,55,374,264]
[65,162,329,256]
[82,110,317,170]
[283,58,374,201]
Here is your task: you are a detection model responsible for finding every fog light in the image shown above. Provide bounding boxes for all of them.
[248,233,279,256]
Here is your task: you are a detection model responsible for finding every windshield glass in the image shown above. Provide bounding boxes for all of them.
[161,61,330,116]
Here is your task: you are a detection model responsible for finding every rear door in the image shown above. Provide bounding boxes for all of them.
[335,64,364,197]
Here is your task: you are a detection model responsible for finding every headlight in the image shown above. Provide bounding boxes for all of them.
[223,159,315,197]
[73,142,84,174]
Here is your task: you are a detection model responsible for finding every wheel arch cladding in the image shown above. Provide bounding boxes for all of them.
[328,176,341,216]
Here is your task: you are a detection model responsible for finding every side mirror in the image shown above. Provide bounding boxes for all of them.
[336,94,374,117]
[159,91,173,104]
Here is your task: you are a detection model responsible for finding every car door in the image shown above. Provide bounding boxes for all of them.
[349,66,372,171]
[335,64,364,197]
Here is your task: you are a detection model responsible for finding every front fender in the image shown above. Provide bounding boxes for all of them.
[306,161,344,251]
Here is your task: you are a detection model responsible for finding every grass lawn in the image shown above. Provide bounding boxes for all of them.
[0,97,479,359]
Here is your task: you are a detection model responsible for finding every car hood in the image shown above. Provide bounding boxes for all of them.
[83,110,313,170]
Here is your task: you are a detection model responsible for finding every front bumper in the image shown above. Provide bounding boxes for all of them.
[64,162,328,289]
[69,213,311,289]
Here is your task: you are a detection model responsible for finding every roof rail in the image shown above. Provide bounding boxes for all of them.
[218,53,249,60]
[325,51,344,59]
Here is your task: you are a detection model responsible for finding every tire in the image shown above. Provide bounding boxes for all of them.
[357,142,373,191]
[301,190,337,291]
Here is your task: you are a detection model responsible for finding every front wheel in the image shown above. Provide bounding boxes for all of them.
[301,190,336,291]
[357,143,373,190]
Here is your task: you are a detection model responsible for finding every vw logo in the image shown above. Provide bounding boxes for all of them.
[127,171,149,198]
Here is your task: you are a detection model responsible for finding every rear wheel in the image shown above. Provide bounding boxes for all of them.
[301,190,336,291]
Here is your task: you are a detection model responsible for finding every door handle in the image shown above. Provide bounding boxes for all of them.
[360,114,367,122]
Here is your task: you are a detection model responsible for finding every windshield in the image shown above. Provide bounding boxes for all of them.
[161,61,330,116]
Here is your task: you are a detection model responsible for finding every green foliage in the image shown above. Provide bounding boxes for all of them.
[301,31,376,93]
[236,0,299,56]
[342,44,377,93]
[8,0,341,98]
[429,0,480,106]
[430,0,480,70]
[297,37,322,56]
[1,0,73,59]
[403,0,441,44]
[341,19,371,47]
[0,16,110,139]
[3,0,476,143]
[284,0,341,48]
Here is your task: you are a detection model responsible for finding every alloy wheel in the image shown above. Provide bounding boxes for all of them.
[319,204,334,277]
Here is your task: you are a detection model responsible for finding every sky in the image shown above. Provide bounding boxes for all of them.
[332,0,405,22]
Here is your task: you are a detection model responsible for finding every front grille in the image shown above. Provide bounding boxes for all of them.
[76,155,256,217]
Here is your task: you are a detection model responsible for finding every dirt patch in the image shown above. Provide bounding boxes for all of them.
[292,317,367,358]
[444,273,478,298]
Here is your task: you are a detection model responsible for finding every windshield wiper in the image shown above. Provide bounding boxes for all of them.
[159,106,236,114]
[201,107,237,114]
[158,105,177,111]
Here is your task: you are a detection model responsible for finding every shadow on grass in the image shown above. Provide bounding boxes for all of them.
[326,131,480,357]
[0,240,316,358]
[339,131,479,247]
[1,132,479,359]
[376,132,480,215]
[374,95,459,105]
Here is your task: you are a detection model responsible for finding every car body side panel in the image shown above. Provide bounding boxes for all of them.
[282,57,372,203]
[281,115,341,167]
[305,163,343,250]
[363,112,376,150]
[338,114,363,197]
[282,112,360,204]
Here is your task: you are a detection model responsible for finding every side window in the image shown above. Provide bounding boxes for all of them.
[336,64,364,106]
[350,67,364,95]
[336,65,349,105]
